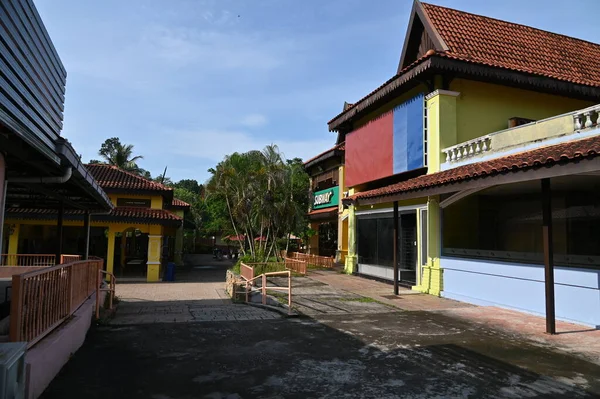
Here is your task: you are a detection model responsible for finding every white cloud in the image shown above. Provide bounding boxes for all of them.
[240,114,268,128]
[144,128,333,164]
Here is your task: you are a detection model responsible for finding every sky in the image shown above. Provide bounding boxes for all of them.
[35,0,599,183]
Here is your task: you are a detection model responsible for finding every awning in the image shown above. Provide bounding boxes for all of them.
[349,134,600,206]
[5,206,183,227]
[308,207,338,220]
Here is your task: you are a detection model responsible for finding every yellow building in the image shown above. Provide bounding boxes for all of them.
[326,0,600,309]
[3,164,189,282]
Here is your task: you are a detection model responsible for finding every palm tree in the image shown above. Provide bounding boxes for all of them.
[97,137,144,174]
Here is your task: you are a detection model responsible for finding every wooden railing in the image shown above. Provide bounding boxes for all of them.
[60,254,83,264]
[290,252,335,269]
[1,254,56,267]
[284,257,307,275]
[0,253,83,267]
[243,271,293,315]
[9,259,103,348]
[240,262,255,281]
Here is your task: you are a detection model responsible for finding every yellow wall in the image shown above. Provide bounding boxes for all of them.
[442,195,479,249]
[426,90,459,173]
[450,79,594,145]
[108,193,163,210]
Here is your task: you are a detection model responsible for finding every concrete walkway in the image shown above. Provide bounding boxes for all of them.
[308,270,600,365]
[41,260,600,398]
[111,257,280,324]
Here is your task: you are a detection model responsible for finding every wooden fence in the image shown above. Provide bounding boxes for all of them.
[284,257,307,275]
[0,254,83,267]
[240,262,255,281]
[290,252,334,269]
[9,259,103,347]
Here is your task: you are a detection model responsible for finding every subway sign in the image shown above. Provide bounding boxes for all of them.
[313,186,339,210]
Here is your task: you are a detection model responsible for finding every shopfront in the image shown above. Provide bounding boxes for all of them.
[308,186,339,257]
[356,206,422,286]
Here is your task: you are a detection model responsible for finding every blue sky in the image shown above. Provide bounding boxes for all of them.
[36,0,598,183]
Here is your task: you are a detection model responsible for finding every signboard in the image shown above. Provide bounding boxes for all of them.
[117,198,151,208]
[313,186,339,210]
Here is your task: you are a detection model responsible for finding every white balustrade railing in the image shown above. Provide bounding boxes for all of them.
[443,135,491,163]
[573,105,600,130]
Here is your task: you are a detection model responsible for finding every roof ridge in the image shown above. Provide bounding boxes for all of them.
[421,2,599,48]
[85,163,172,191]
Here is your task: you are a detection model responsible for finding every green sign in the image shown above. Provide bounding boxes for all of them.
[313,186,339,210]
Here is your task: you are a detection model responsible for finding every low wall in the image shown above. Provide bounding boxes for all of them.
[441,257,600,327]
[225,270,246,301]
[25,290,106,399]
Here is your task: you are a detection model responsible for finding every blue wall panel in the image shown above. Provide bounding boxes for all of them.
[392,103,407,173]
[392,93,424,174]
[441,257,600,327]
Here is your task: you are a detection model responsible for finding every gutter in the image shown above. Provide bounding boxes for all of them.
[9,166,72,184]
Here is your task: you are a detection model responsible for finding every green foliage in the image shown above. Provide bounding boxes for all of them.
[97,137,144,174]
[205,144,310,260]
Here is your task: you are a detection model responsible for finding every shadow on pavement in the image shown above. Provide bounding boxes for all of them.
[41,300,600,399]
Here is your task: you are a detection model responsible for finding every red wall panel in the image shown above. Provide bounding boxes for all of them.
[345,111,393,187]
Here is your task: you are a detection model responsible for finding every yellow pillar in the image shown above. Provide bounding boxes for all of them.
[106,228,115,275]
[344,204,357,274]
[425,89,460,173]
[7,224,20,255]
[147,224,162,282]
[420,197,443,296]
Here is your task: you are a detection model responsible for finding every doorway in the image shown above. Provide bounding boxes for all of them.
[399,212,417,285]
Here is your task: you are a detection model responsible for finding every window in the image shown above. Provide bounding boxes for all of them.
[442,187,600,268]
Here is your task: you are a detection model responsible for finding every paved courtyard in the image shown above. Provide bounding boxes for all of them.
[41,259,600,398]
[112,259,278,324]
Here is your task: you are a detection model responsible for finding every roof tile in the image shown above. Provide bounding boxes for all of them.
[421,2,600,87]
[353,134,600,201]
[85,164,172,192]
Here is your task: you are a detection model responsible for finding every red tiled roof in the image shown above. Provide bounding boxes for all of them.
[307,207,338,216]
[85,164,172,192]
[171,198,190,208]
[422,2,600,88]
[353,134,600,201]
[6,206,182,225]
[303,143,345,166]
[329,3,600,128]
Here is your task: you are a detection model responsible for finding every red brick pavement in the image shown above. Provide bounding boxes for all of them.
[307,270,600,365]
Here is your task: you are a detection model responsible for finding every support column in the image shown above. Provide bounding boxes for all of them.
[7,224,19,256]
[55,201,64,265]
[344,204,357,274]
[83,211,90,260]
[421,196,443,295]
[393,201,399,295]
[0,153,6,249]
[542,178,556,334]
[106,228,115,275]
[147,234,163,282]
[425,89,460,173]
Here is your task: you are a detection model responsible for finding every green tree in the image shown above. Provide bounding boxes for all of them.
[97,137,144,174]
[205,144,309,260]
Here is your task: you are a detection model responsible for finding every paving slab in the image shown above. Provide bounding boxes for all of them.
[42,312,600,398]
